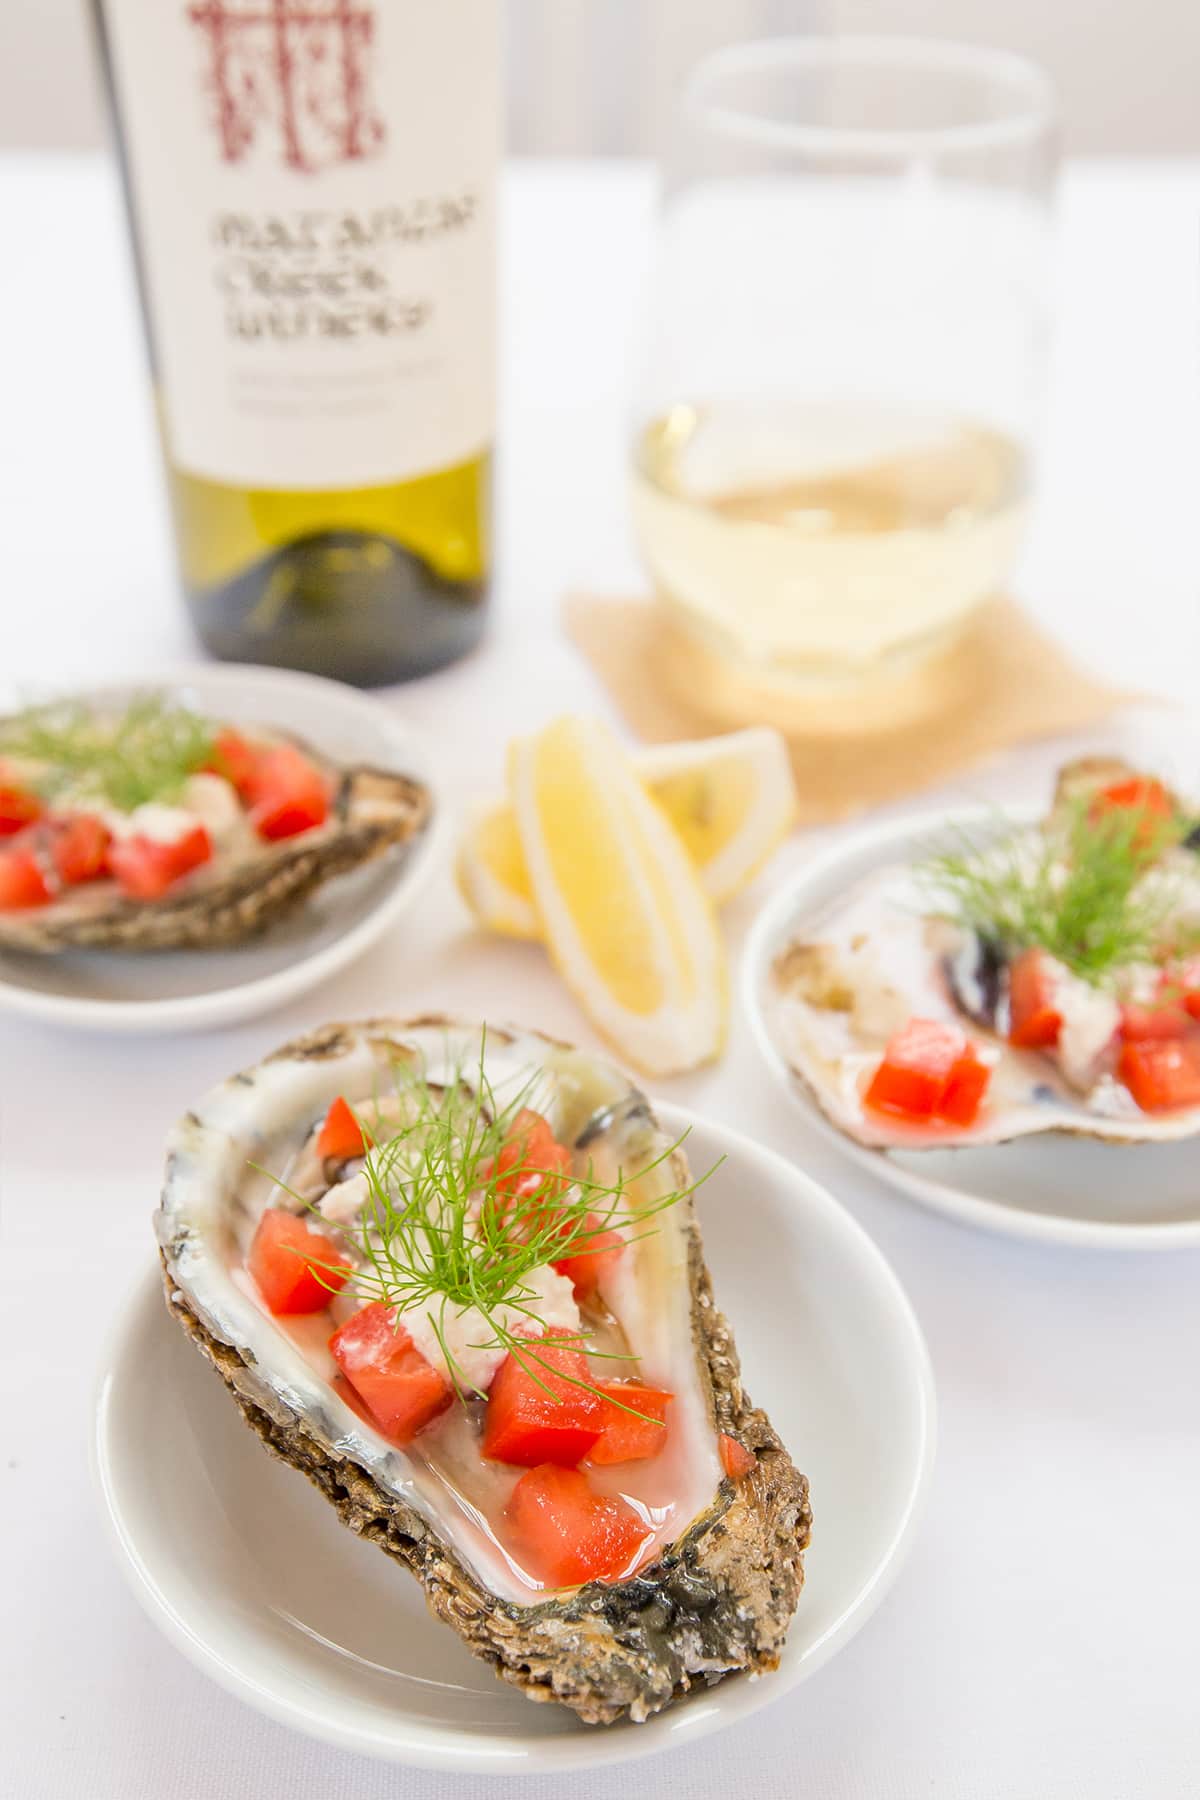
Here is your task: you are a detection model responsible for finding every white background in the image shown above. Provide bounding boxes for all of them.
[4,0,1200,155]
[1,150,1199,1798]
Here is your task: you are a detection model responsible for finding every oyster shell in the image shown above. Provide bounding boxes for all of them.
[767,759,1200,1150]
[155,1017,812,1726]
[0,750,429,955]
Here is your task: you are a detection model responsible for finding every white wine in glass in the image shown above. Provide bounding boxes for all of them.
[633,39,1057,698]
[633,399,1030,680]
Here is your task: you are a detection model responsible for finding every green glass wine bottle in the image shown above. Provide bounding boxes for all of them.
[92,0,499,685]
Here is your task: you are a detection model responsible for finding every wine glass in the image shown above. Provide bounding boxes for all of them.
[631,37,1058,710]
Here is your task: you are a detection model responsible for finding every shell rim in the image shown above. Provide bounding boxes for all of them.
[95,1093,937,1773]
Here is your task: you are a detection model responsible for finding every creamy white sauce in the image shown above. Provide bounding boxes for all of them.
[97,801,198,844]
[397,1261,582,1396]
[181,773,242,842]
[318,1170,370,1226]
[1051,962,1121,1090]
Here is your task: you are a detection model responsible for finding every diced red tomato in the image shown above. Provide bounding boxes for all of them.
[938,1047,991,1125]
[315,1094,371,1162]
[1118,1038,1200,1113]
[552,1212,624,1298]
[482,1109,572,1203]
[1089,777,1176,853]
[586,1382,672,1466]
[1165,959,1200,1024]
[107,823,212,899]
[329,1302,452,1444]
[248,744,331,841]
[205,728,261,802]
[0,785,42,837]
[719,1432,757,1480]
[248,1207,351,1315]
[48,814,111,886]
[0,847,51,910]
[1008,948,1064,1049]
[506,1464,650,1587]
[1091,777,1174,820]
[482,1329,604,1468]
[478,1110,574,1251]
[1120,999,1191,1042]
[864,1018,991,1128]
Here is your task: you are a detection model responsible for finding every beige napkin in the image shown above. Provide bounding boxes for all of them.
[565,594,1134,825]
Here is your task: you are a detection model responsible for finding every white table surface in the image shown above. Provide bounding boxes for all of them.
[2,154,1199,1800]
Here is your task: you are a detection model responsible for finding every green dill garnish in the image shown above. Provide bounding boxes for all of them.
[920,799,1199,985]
[265,1040,716,1416]
[0,692,215,811]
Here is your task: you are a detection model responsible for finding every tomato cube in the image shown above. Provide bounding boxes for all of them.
[482,1330,604,1467]
[0,785,42,837]
[108,824,212,899]
[506,1465,650,1587]
[49,814,111,887]
[586,1382,672,1465]
[249,745,331,841]
[718,1432,757,1481]
[1008,948,1063,1049]
[0,847,51,910]
[482,1109,571,1202]
[1163,959,1200,1024]
[1120,999,1190,1042]
[938,1048,991,1124]
[315,1095,371,1162]
[864,1018,990,1127]
[248,1207,351,1314]
[1118,1038,1200,1113]
[329,1302,451,1444]
[1090,777,1175,850]
[206,728,261,802]
[552,1212,624,1298]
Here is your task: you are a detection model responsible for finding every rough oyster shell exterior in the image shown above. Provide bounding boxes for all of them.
[0,761,429,955]
[156,1017,812,1725]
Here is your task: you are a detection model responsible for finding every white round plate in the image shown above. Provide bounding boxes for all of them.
[93,1101,935,1773]
[0,665,445,1033]
[745,810,1200,1250]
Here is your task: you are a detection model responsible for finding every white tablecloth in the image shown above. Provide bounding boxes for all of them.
[2,155,1199,1800]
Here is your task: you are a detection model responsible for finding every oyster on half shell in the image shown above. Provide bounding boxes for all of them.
[767,758,1200,1150]
[156,1017,811,1725]
[0,732,429,956]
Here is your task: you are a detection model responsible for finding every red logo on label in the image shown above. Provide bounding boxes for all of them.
[187,0,385,172]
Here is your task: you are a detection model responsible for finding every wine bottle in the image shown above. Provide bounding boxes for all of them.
[92,0,499,685]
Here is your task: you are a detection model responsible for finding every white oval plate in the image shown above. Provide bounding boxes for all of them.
[0,665,445,1033]
[745,811,1200,1250]
[93,1101,935,1773]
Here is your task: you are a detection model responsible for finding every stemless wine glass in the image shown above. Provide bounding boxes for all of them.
[631,37,1058,711]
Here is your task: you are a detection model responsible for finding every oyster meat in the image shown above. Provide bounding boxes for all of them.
[0,696,430,953]
[767,758,1200,1149]
[156,1018,812,1725]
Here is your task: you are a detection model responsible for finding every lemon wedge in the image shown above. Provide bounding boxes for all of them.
[633,729,798,903]
[457,727,796,938]
[508,716,727,1076]
[455,802,540,940]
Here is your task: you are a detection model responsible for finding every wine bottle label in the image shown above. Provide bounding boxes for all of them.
[101,0,498,491]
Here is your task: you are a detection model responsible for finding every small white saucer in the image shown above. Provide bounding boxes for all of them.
[93,1101,935,1773]
[0,665,446,1033]
[745,811,1200,1250]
